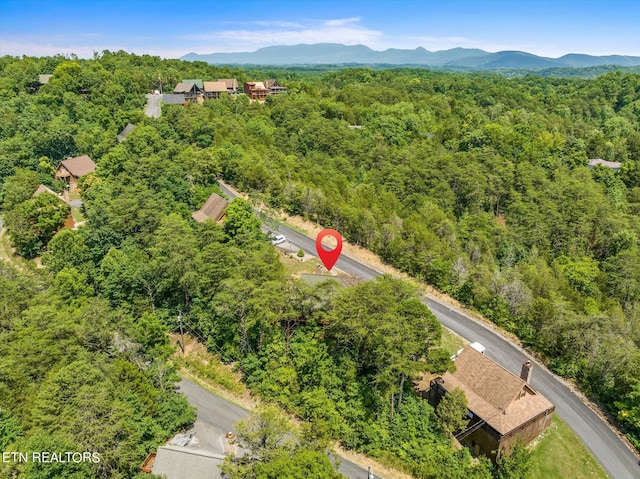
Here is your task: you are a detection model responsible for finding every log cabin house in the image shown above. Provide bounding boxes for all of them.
[264,79,287,94]
[244,81,269,101]
[54,155,96,190]
[191,192,229,223]
[173,82,202,103]
[218,78,239,93]
[203,81,227,99]
[422,347,554,460]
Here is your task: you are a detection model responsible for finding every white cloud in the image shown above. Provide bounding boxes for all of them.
[323,17,361,27]
[177,17,384,54]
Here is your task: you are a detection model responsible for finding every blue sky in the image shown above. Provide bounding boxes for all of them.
[0,0,638,58]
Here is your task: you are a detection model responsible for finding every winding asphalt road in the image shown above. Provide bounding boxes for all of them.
[178,377,381,479]
[218,182,640,479]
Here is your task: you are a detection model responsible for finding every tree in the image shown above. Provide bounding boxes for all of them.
[436,387,469,435]
[1,168,40,210]
[0,408,22,449]
[233,405,296,461]
[5,193,70,258]
[224,198,262,242]
[494,441,531,479]
[329,275,450,417]
[43,228,93,275]
[222,405,343,479]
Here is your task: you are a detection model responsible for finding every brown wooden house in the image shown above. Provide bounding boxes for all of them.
[54,155,96,189]
[244,81,269,101]
[423,347,554,460]
[264,79,287,94]
[173,82,202,103]
[203,81,227,99]
[191,192,229,223]
[218,78,238,93]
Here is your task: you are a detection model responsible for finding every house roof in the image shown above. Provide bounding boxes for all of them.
[439,347,553,436]
[117,123,135,143]
[38,74,52,84]
[192,192,229,223]
[162,94,186,105]
[57,155,96,178]
[152,447,224,479]
[246,81,268,90]
[203,81,227,93]
[174,82,199,94]
[218,78,238,90]
[588,158,621,170]
[264,79,278,89]
[182,79,204,89]
[33,184,70,205]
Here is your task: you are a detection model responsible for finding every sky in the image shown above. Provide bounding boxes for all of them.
[0,0,638,59]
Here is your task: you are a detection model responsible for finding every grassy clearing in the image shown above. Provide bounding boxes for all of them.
[527,415,609,479]
[68,189,81,201]
[71,207,85,223]
[0,227,35,273]
[441,328,466,356]
[170,333,256,409]
[280,251,322,276]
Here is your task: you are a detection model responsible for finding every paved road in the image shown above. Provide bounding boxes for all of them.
[178,377,381,479]
[145,93,161,118]
[218,182,640,479]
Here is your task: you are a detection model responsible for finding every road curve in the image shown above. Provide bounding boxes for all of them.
[178,377,381,479]
[218,182,639,479]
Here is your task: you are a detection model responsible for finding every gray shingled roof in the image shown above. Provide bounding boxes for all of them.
[117,123,135,143]
[152,447,224,479]
[174,82,199,94]
[162,94,186,105]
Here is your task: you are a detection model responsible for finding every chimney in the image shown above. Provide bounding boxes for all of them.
[520,360,533,383]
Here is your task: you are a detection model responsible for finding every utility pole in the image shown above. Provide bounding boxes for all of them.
[178,311,184,354]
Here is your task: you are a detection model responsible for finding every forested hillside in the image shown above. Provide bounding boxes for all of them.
[1,51,639,477]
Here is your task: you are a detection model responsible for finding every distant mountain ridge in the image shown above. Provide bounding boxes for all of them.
[181,43,640,69]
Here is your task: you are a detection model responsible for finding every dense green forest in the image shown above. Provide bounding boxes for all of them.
[1,51,639,477]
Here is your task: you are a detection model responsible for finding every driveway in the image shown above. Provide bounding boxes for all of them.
[145,93,162,118]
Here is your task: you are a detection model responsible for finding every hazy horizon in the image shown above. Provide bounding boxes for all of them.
[0,0,638,59]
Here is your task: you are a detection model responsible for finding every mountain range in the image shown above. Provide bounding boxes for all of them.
[182,43,640,69]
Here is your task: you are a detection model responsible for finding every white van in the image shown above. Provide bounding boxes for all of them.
[451,342,486,360]
[469,342,486,354]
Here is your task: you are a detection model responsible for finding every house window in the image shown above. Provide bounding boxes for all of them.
[467,411,474,419]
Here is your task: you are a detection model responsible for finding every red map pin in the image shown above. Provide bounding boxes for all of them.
[316,229,342,271]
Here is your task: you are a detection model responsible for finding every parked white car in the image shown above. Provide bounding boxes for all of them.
[270,234,286,245]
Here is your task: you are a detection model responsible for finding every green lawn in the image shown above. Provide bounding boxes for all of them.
[68,189,81,201]
[527,415,609,479]
[71,207,85,223]
[441,328,465,356]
